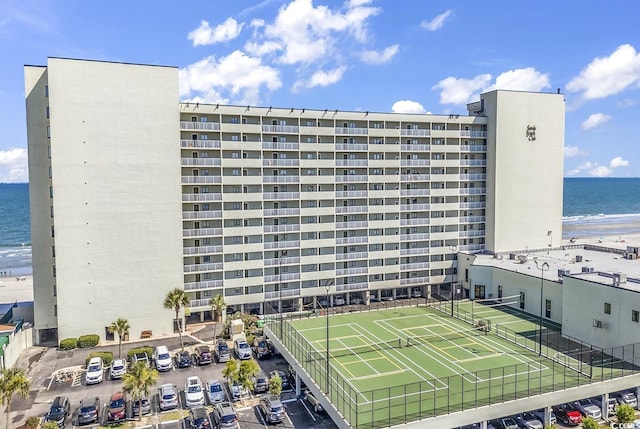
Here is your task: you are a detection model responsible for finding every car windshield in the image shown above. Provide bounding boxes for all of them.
[110,398,125,407]
[239,342,249,349]
[50,406,65,413]
[113,363,124,370]
[159,353,170,360]
[188,385,201,393]
[221,414,237,423]
[88,364,100,371]
[81,405,96,412]
[258,341,267,348]
[219,344,228,351]
[271,405,283,413]
[210,384,222,392]
[162,390,175,400]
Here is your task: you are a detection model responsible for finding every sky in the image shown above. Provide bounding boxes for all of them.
[1,0,639,182]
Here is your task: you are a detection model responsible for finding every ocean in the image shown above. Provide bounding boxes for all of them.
[1,178,639,275]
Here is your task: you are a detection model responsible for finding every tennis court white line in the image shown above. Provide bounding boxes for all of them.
[455,352,505,363]
[335,336,383,376]
[358,385,449,406]
[297,322,363,333]
[352,369,406,381]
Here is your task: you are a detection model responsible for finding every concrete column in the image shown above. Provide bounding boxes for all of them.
[295,374,302,396]
[200,311,205,322]
[480,421,487,429]
[543,406,552,426]
[636,387,640,410]
[601,392,609,417]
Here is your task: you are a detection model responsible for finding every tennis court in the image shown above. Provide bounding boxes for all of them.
[271,299,640,428]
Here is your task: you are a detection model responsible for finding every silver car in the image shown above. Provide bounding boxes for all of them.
[573,398,602,419]
[158,383,179,411]
[206,379,226,403]
[234,338,252,360]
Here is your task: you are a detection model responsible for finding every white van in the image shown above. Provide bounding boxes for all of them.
[154,345,173,371]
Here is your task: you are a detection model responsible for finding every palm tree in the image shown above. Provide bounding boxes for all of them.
[108,318,130,358]
[0,367,31,429]
[122,361,158,422]
[164,288,189,351]
[209,294,226,323]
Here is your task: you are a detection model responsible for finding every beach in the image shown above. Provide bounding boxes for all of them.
[0,274,34,303]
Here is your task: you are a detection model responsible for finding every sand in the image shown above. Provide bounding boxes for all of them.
[0,274,34,303]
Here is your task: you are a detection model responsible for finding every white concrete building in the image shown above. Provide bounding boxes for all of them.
[25,58,565,344]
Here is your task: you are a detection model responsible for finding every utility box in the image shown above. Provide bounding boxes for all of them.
[230,319,246,343]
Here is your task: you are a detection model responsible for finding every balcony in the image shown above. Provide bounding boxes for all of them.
[336,191,367,198]
[400,218,430,226]
[181,139,221,149]
[264,256,300,266]
[336,221,368,229]
[263,176,300,183]
[460,130,487,138]
[460,174,487,181]
[263,192,300,200]
[401,144,430,151]
[459,159,486,167]
[263,224,300,233]
[336,175,368,183]
[400,248,427,256]
[336,159,368,167]
[400,276,430,285]
[459,201,486,209]
[262,142,299,150]
[181,158,221,166]
[263,208,300,216]
[459,216,486,223]
[459,187,486,195]
[336,282,368,292]
[337,267,368,276]
[265,289,301,299]
[264,272,300,283]
[400,204,430,212]
[183,228,223,237]
[264,240,300,250]
[335,127,368,135]
[459,145,487,152]
[459,230,485,238]
[181,176,222,184]
[336,251,368,261]
[335,143,367,151]
[400,159,430,166]
[335,206,368,214]
[400,262,430,271]
[182,193,222,202]
[184,279,223,291]
[180,121,221,131]
[262,124,300,133]
[400,233,430,241]
[400,129,430,137]
[459,244,485,252]
[263,159,299,167]
[183,245,223,255]
[336,236,368,245]
[183,262,223,273]
[182,210,223,220]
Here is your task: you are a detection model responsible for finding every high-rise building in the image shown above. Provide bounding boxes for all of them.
[25,58,564,344]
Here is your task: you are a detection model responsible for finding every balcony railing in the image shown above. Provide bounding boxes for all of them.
[183,262,223,273]
[400,204,430,212]
[181,139,221,149]
[180,121,221,131]
[336,191,367,198]
[181,176,222,184]
[400,159,430,166]
[400,218,430,226]
[459,244,485,252]
[400,189,429,196]
[335,127,368,135]
[184,280,223,291]
[262,142,299,150]
[401,174,430,182]
[337,267,368,276]
[459,188,486,195]
[263,224,300,233]
[459,145,487,152]
[262,176,300,183]
[183,228,223,237]
[336,159,368,167]
[400,248,427,256]
[181,158,222,166]
[335,143,367,151]
[459,230,485,238]
[400,262,430,270]
[262,125,300,133]
[264,240,300,250]
[264,256,300,266]
[460,130,487,138]
[182,210,223,220]
[262,192,300,200]
[400,233,430,241]
[336,251,368,261]
[459,159,486,166]
[265,288,301,299]
[263,159,299,167]
[336,282,368,292]
[401,144,430,151]
[400,129,431,137]
[336,221,368,229]
[459,216,486,223]
[183,245,223,255]
[460,174,487,181]
[263,208,300,216]
[336,236,368,245]
[459,201,486,209]
[400,276,429,285]
[264,272,300,283]
[335,206,368,214]
[182,193,222,202]
[335,175,368,182]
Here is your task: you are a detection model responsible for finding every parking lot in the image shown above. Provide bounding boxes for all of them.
[11,333,337,428]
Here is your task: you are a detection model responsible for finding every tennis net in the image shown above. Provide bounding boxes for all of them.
[406,324,489,347]
[305,338,403,361]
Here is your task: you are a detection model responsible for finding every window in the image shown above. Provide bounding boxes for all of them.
[519,292,525,310]
[545,299,551,318]
[604,302,611,315]
[633,310,639,323]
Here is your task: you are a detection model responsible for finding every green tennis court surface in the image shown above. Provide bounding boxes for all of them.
[275,301,640,428]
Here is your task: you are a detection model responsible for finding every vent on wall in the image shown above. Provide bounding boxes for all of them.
[593,319,603,329]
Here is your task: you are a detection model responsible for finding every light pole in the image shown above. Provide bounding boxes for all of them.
[451,283,460,317]
[324,279,334,393]
[279,250,287,337]
[534,260,549,355]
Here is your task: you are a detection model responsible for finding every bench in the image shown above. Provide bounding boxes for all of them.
[140,330,152,339]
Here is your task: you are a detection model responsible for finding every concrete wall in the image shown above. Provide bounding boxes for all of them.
[1,328,33,369]
[483,91,564,253]
[30,58,183,341]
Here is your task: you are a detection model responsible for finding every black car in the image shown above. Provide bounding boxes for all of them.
[176,350,193,368]
[78,396,100,426]
[188,406,212,429]
[45,396,70,428]
[269,369,291,391]
[194,345,213,365]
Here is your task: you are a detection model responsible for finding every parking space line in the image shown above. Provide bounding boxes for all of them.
[299,398,317,421]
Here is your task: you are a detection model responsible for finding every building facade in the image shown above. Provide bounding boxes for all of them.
[25,58,565,344]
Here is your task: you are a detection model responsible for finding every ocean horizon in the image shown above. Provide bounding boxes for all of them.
[2,178,640,274]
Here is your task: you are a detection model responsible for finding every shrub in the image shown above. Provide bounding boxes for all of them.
[581,416,598,429]
[616,403,635,423]
[85,351,114,367]
[77,334,100,348]
[25,416,40,429]
[59,338,77,350]
[246,334,256,347]
[127,346,153,360]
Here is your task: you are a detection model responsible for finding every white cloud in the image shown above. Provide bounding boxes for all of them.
[565,169,581,176]
[564,145,587,158]
[421,10,453,31]
[567,44,640,100]
[589,166,613,177]
[250,0,380,65]
[188,18,244,46]
[360,44,399,64]
[609,156,629,168]
[0,148,28,183]
[391,100,427,114]
[294,66,347,90]
[581,113,611,130]
[433,67,550,105]
[179,51,282,105]
[578,161,596,170]
[432,74,491,105]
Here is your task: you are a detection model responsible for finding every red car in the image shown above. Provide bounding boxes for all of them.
[552,403,582,426]
[108,391,127,422]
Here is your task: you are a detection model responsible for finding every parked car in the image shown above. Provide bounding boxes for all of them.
[229,381,249,402]
[188,406,212,429]
[350,296,363,305]
[206,379,226,404]
[267,338,281,356]
[531,408,557,426]
[252,336,271,359]
[516,412,543,429]
[110,358,126,380]
[612,390,638,408]
[44,395,70,428]
[194,345,213,365]
[304,390,324,412]
[259,394,285,424]
[185,376,205,408]
[85,357,104,385]
[107,391,127,422]
[213,402,238,429]
[334,296,346,306]
[78,396,100,426]
[499,416,520,429]
[573,398,602,419]
[132,397,151,416]
[252,370,269,394]
[592,396,617,416]
[158,383,179,411]
[176,350,194,368]
[154,345,174,371]
[234,338,252,360]
[552,403,582,426]
[214,340,231,363]
[270,369,291,391]
[287,365,306,389]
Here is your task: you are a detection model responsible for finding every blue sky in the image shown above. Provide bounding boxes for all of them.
[1,0,639,182]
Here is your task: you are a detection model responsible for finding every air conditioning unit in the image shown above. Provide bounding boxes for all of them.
[581,266,594,273]
[557,269,570,277]
[613,272,627,286]
[593,319,603,329]
[575,255,583,262]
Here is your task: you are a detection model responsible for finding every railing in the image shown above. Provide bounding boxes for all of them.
[335,144,368,151]
[335,282,368,291]
[336,267,368,276]
[400,129,431,137]
[459,230,485,238]
[262,125,300,133]
[335,206,368,214]
[459,188,486,195]
[400,262,430,270]
[182,193,222,202]
[401,144,430,151]
[265,288,301,299]
[335,221,368,229]
[263,159,299,167]
[459,216,486,223]
[460,174,487,181]
[263,224,300,233]
[336,175,368,182]
[336,251,368,261]
[264,273,300,283]
[459,145,487,152]
[262,142,299,150]
[183,228,223,237]
[400,276,430,285]
[262,176,300,183]
[183,262,223,272]
[459,159,486,166]
[183,245,223,255]
[400,159,430,166]
[262,192,300,200]
[181,139,221,148]
[264,256,300,266]
[336,159,368,167]
[400,233,430,241]
[400,189,429,196]
[336,236,368,245]
[401,174,430,181]
[182,210,223,220]
[336,191,367,198]
[400,247,427,255]
[180,121,220,131]
[184,280,223,291]
[181,176,222,184]
[459,202,486,209]
[264,240,300,250]
[400,218,430,226]
[459,244,485,252]
[263,208,300,216]
[400,204,430,211]
[181,158,221,166]
[335,127,368,135]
